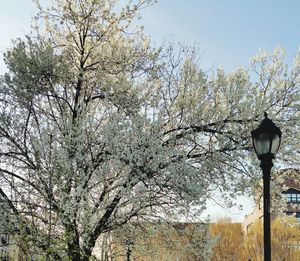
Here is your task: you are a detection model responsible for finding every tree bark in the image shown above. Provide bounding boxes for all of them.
[65,223,81,261]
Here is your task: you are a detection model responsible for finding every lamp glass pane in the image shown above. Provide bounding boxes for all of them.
[271,134,280,154]
[254,133,270,155]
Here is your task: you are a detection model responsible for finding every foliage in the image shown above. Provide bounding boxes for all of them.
[209,219,245,261]
[244,217,300,261]
[0,0,300,259]
[107,222,214,261]
[210,217,300,261]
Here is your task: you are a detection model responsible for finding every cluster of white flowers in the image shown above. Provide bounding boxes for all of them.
[1,0,300,259]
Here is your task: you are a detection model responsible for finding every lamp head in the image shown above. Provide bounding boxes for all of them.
[251,112,282,157]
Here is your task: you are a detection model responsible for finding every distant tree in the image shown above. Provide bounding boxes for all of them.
[272,217,300,260]
[109,222,214,261]
[244,217,300,261]
[210,219,245,261]
[1,0,300,260]
[243,221,263,261]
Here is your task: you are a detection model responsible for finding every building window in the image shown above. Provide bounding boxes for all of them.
[285,193,300,203]
[282,189,300,203]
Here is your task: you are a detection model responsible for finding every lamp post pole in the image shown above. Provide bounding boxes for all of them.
[260,154,274,261]
[251,112,282,261]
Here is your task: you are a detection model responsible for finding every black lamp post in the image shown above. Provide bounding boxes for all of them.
[251,112,282,261]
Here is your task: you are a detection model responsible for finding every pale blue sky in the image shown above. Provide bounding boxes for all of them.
[1,0,299,221]
[1,0,300,71]
[140,0,300,71]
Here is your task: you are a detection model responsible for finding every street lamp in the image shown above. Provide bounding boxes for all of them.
[251,112,282,261]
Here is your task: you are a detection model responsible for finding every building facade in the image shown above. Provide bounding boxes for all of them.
[243,169,300,234]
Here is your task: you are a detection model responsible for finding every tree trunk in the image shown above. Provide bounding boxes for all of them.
[68,244,81,261]
[82,249,93,261]
[65,224,81,261]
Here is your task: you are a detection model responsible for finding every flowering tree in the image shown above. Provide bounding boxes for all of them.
[0,0,300,259]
